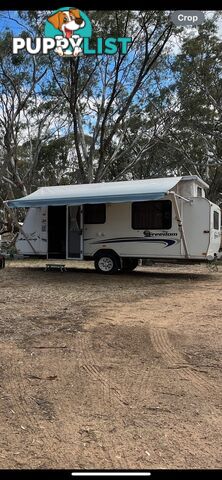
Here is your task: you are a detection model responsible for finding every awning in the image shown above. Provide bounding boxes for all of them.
[5,177,182,208]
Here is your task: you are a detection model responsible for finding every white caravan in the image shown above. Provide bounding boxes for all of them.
[5,175,221,273]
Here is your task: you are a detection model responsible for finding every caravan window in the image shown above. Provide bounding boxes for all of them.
[132,200,172,230]
[84,204,106,224]
[197,187,203,197]
[213,211,219,230]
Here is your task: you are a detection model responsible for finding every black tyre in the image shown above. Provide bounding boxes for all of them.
[121,258,138,272]
[95,252,119,274]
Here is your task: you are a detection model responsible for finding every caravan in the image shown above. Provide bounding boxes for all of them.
[5,175,221,273]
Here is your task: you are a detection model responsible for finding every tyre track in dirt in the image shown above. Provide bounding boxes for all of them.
[46,333,111,469]
[87,303,222,468]
[90,305,152,405]
[80,308,158,467]
[99,300,221,405]
[80,337,129,408]
[149,326,222,433]
[76,331,132,469]
[148,326,222,466]
[32,331,117,469]
[93,307,154,409]
[149,327,220,395]
[77,333,118,469]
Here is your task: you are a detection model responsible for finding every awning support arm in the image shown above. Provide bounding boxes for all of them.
[168,191,193,203]
[19,227,38,255]
[169,192,190,258]
[4,203,37,255]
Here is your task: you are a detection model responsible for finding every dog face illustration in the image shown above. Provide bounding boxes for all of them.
[48,9,85,39]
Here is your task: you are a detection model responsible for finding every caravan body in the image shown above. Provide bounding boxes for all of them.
[6,175,221,273]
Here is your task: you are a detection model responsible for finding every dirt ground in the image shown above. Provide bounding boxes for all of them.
[0,259,222,470]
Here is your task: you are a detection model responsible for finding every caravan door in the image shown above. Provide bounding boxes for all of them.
[48,206,66,259]
[183,197,211,258]
[67,206,83,259]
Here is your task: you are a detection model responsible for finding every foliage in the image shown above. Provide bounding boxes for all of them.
[0,10,222,233]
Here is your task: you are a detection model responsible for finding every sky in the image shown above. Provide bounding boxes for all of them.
[0,11,25,35]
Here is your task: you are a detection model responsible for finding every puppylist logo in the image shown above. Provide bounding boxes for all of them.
[12,7,132,57]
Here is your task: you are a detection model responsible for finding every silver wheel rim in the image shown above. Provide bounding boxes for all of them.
[98,256,114,272]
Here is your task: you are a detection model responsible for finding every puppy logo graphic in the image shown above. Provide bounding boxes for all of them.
[13,9,132,57]
[44,7,92,56]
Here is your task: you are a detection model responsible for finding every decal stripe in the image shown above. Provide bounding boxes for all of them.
[86,237,177,248]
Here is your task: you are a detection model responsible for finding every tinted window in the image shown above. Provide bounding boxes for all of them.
[132,200,172,230]
[214,211,219,230]
[197,187,202,197]
[84,204,106,224]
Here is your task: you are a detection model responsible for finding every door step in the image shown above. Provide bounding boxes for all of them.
[45,264,67,272]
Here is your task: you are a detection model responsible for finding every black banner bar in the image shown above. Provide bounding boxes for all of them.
[0,2,220,11]
[0,470,221,478]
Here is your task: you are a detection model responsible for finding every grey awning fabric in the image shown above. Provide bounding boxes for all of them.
[5,177,182,208]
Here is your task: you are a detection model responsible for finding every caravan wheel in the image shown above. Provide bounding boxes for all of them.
[95,253,118,274]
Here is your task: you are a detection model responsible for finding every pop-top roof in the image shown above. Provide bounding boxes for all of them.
[5,175,207,208]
